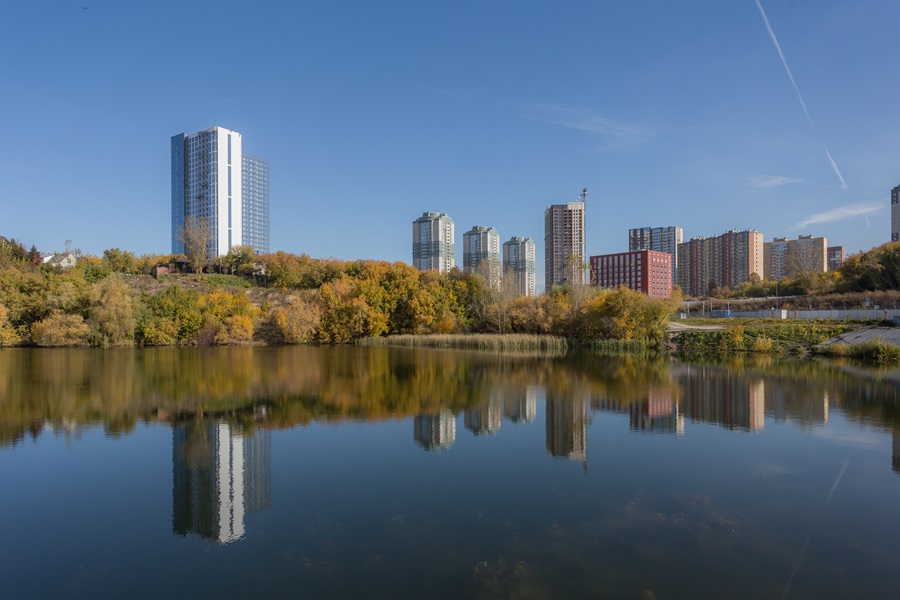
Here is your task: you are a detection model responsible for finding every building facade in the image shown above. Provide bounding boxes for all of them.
[763,235,827,281]
[589,250,672,298]
[172,126,269,258]
[412,212,455,272]
[463,225,501,285]
[628,226,683,283]
[893,185,900,242]
[827,246,845,272]
[502,236,536,297]
[544,200,586,289]
[676,229,764,296]
[241,154,270,254]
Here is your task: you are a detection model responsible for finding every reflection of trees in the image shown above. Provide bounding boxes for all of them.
[2,348,900,459]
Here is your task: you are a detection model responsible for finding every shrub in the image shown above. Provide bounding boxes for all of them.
[31,313,90,347]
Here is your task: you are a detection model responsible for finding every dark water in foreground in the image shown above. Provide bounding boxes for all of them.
[1,346,899,599]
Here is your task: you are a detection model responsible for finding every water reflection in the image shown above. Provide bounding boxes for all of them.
[171,416,271,544]
[1,347,899,476]
[413,411,456,451]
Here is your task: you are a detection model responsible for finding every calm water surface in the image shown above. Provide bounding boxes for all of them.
[1,346,899,599]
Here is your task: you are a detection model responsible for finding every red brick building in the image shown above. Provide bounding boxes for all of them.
[589,250,672,298]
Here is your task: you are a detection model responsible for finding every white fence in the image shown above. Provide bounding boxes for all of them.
[702,308,900,321]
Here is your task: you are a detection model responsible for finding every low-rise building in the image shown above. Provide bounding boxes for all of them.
[589,249,672,298]
[42,253,77,269]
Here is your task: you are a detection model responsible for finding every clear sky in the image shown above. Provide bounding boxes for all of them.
[2,1,898,289]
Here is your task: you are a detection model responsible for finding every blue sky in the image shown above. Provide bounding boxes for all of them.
[2,1,898,288]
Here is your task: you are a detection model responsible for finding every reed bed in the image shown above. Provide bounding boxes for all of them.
[359,333,569,353]
[815,338,900,364]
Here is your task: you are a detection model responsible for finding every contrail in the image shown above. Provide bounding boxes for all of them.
[782,460,849,599]
[755,0,848,190]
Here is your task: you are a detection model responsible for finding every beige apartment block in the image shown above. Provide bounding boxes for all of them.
[763,235,827,281]
[544,200,586,289]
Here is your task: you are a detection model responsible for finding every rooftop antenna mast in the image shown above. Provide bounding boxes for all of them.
[578,187,588,202]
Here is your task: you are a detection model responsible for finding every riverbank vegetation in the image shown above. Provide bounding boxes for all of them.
[0,238,681,348]
[672,319,856,357]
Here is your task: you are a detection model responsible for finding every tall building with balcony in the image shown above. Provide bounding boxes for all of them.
[242,154,270,254]
[171,126,270,257]
[412,212,455,272]
[589,250,672,298]
[544,200,585,289]
[463,225,501,286]
[827,246,845,272]
[502,236,536,297]
[628,226,683,283]
[892,185,900,242]
[763,235,827,281]
[676,229,763,296]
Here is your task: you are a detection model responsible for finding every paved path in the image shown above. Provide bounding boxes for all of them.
[819,327,900,346]
[668,321,725,332]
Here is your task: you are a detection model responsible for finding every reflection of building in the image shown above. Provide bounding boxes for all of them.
[678,367,766,431]
[893,429,899,474]
[545,395,588,462]
[464,396,502,435]
[173,421,271,544]
[414,412,456,451]
[503,386,537,423]
[629,388,684,434]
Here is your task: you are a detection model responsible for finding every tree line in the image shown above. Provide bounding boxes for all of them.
[704,241,900,300]
[0,238,682,348]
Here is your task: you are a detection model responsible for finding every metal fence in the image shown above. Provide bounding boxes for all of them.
[701,308,900,321]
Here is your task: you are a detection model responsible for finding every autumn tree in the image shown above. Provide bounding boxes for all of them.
[267,296,322,344]
[87,275,135,346]
[178,216,210,274]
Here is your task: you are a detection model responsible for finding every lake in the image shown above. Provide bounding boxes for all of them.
[1,346,899,599]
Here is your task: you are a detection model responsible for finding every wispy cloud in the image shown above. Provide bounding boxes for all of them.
[524,102,652,146]
[754,0,848,190]
[747,175,804,188]
[790,200,883,229]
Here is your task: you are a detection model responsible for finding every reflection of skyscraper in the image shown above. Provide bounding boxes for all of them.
[545,395,588,462]
[503,386,537,423]
[678,367,765,431]
[464,396,502,436]
[173,421,271,544]
[414,412,456,451]
[893,429,899,475]
[629,388,684,435]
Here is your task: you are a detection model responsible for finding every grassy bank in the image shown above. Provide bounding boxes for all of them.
[672,319,858,357]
